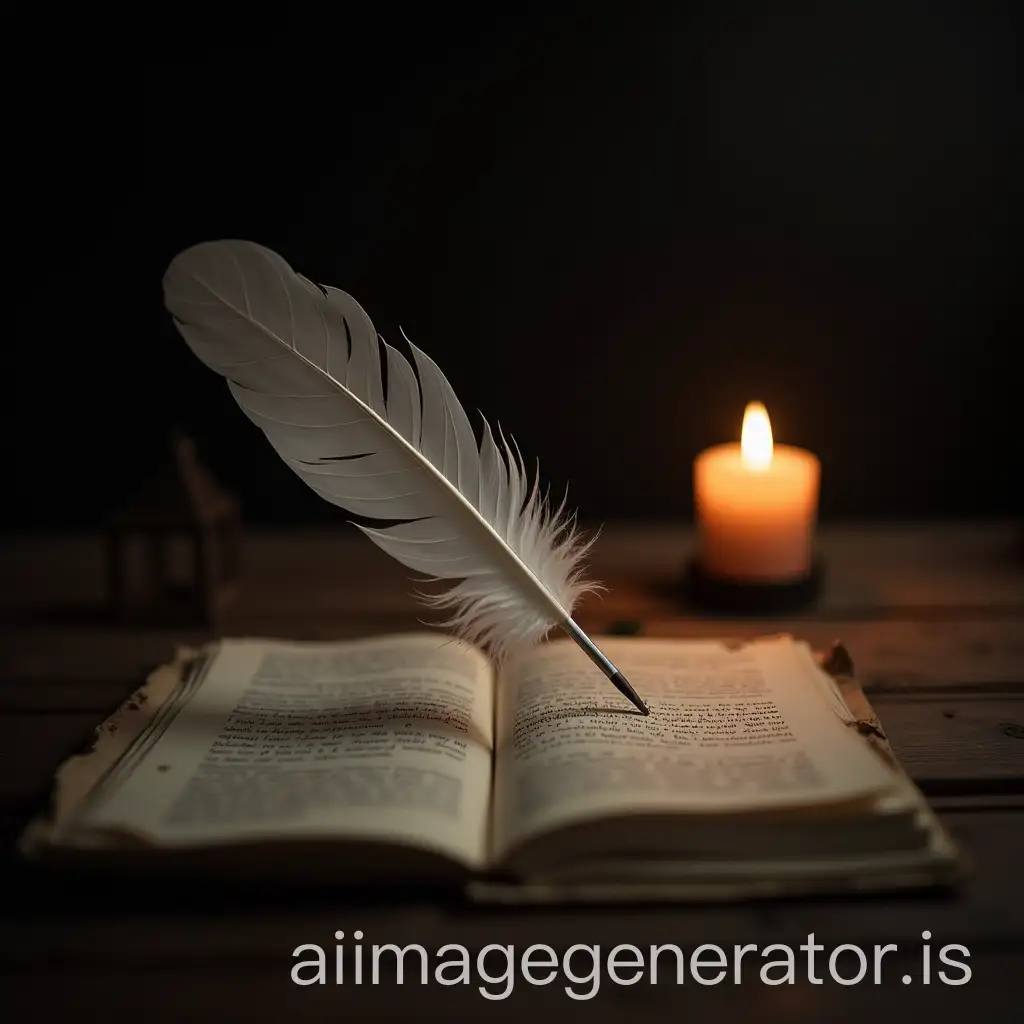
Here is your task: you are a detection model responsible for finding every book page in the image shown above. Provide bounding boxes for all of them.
[491,636,894,858]
[77,634,495,868]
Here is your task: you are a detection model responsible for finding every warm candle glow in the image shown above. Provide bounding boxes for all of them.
[694,401,820,582]
[740,401,773,471]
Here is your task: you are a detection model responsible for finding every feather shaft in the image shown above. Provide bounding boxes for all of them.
[163,239,647,713]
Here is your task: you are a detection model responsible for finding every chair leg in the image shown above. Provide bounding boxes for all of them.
[106,530,125,616]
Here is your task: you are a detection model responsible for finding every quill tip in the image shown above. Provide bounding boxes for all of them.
[610,670,650,716]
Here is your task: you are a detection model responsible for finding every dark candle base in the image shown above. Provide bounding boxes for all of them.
[682,557,824,614]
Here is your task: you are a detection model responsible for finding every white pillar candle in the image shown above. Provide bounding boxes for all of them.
[694,402,820,582]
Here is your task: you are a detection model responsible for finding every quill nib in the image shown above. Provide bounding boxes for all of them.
[561,618,650,715]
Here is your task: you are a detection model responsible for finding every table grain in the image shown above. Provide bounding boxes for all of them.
[1,522,1022,1021]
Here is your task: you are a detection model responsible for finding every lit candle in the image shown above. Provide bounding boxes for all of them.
[693,402,820,583]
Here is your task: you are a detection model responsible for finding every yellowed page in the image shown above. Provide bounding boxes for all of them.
[78,633,494,869]
[492,636,894,859]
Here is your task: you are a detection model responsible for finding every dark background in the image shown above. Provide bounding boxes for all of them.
[6,2,1020,529]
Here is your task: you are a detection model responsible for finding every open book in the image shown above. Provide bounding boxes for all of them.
[21,633,961,901]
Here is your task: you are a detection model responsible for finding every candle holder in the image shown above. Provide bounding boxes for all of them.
[682,556,824,615]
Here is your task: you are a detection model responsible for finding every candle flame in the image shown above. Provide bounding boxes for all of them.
[741,401,773,470]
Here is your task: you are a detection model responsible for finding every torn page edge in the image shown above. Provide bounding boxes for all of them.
[18,645,212,856]
[720,634,885,736]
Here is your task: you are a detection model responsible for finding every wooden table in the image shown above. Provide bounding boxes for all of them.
[1,523,1022,1021]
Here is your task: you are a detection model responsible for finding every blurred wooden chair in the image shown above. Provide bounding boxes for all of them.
[106,432,240,625]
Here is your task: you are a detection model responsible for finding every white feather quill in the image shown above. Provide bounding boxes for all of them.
[163,240,648,713]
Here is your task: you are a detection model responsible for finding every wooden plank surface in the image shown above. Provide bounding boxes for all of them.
[2,522,1022,614]
[0,523,1021,1020]
[868,694,1024,793]
[0,953,1018,1023]
[1,811,1022,953]
[1,619,1023,694]
[0,812,1021,1019]
[0,714,101,804]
